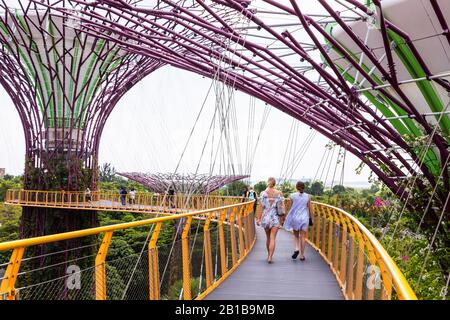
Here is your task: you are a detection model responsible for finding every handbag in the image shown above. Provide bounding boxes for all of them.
[275,197,285,217]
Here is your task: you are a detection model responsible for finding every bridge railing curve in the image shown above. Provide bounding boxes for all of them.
[5,189,243,214]
[0,200,256,300]
[307,201,416,300]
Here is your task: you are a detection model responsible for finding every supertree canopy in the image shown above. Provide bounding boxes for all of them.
[46,0,449,216]
[0,0,162,192]
[0,0,165,244]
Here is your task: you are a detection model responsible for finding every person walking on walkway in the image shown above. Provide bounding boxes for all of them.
[256,177,285,263]
[85,187,91,204]
[284,181,311,261]
[248,186,258,214]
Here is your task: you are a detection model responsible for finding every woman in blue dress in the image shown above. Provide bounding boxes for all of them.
[256,177,285,263]
[284,181,311,261]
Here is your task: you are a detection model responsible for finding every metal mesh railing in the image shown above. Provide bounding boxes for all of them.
[0,200,256,300]
[307,201,415,300]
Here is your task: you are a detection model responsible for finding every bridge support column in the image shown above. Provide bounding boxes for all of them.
[149,222,162,300]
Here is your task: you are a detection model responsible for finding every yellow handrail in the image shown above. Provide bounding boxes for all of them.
[0,200,256,300]
[255,200,416,300]
[4,189,244,215]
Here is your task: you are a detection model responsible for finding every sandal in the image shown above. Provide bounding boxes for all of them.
[292,251,300,260]
[300,256,306,261]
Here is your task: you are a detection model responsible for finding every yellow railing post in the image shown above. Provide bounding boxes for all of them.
[95,231,113,300]
[237,206,245,258]
[332,209,340,270]
[203,213,214,289]
[354,230,365,300]
[315,204,321,248]
[0,247,25,300]
[218,209,227,276]
[320,205,327,254]
[182,216,193,300]
[372,245,393,300]
[347,237,355,299]
[338,211,348,284]
[247,205,254,244]
[309,203,314,244]
[149,222,162,300]
[326,207,333,262]
[364,239,377,300]
[229,207,238,266]
[344,216,356,300]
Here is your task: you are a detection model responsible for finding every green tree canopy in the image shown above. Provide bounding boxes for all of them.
[280,181,295,197]
[253,181,267,194]
[332,185,346,195]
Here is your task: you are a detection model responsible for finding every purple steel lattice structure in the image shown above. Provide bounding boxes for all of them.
[1,1,449,217]
[44,0,449,214]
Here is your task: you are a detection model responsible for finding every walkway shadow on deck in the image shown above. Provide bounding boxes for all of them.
[205,226,344,300]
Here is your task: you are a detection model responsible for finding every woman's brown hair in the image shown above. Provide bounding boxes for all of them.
[296,181,305,191]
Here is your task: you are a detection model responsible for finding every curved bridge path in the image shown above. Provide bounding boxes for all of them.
[205,226,344,300]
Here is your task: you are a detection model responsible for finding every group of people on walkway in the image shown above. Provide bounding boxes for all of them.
[245,177,312,264]
[119,187,136,206]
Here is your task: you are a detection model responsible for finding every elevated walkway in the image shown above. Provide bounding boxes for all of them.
[0,191,417,300]
[4,189,240,215]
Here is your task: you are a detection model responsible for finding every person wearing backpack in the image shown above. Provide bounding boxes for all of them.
[247,186,257,214]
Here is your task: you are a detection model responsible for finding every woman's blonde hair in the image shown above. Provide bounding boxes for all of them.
[267,177,276,188]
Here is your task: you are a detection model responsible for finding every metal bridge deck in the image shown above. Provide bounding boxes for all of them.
[205,226,344,300]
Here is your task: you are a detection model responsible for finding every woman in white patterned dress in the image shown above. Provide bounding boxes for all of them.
[256,177,285,263]
[284,181,311,261]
